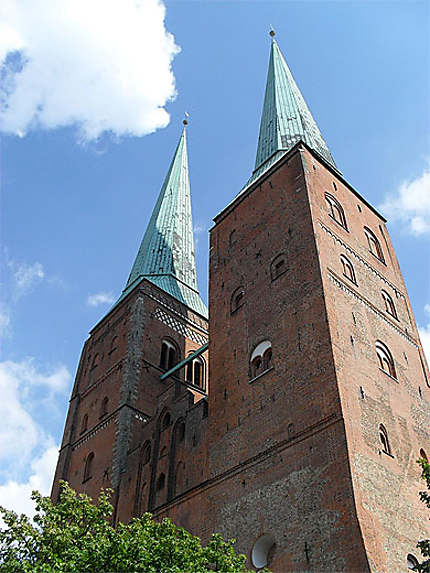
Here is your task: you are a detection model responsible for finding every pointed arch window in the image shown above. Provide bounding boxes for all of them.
[161,412,171,431]
[376,341,396,379]
[364,227,385,263]
[83,452,94,482]
[270,253,287,281]
[340,255,356,284]
[379,424,391,455]
[381,290,397,319]
[250,340,273,380]
[420,448,428,462]
[160,340,178,371]
[186,355,205,389]
[231,287,245,313]
[325,193,348,230]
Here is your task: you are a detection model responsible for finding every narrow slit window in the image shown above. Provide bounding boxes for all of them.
[83,452,94,481]
[379,424,391,455]
[340,255,356,284]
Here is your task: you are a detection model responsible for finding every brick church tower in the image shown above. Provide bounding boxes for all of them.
[52,32,430,572]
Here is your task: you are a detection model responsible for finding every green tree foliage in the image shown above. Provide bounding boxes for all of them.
[0,481,258,573]
[415,458,430,572]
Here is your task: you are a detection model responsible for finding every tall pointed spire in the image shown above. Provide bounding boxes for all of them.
[119,120,207,317]
[248,31,336,187]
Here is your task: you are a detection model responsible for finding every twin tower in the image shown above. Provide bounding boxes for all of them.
[52,34,430,572]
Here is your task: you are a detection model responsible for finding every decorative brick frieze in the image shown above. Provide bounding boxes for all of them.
[153,308,208,345]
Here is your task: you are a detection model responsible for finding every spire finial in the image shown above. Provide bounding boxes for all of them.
[183,111,189,126]
[269,27,275,38]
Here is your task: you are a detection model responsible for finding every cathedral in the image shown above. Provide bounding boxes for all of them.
[52,32,430,572]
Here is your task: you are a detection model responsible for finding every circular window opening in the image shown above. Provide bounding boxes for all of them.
[251,533,276,569]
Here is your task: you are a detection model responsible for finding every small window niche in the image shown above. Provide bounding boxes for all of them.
[231,287,245,314]
[270,253,287,281]
[251,533,276,569]
[250,340,273,381]
[340,255,356,284]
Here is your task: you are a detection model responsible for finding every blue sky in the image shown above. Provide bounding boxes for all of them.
[1,0,429,515]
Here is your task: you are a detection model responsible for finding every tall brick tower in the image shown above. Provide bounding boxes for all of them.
[53,33,430,572]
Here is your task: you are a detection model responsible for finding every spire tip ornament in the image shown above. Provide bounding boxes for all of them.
[183,112,189,126]
[269,28,275,38]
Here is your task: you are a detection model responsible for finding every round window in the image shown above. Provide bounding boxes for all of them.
[251,533,276,569]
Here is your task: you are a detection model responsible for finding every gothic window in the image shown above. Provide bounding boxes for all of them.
[186,356,205,389]
[100,396,109,418]
[420,448,428,462]
[83,452,94,482]
[340,255,356,284]
[270,254,287,281]
[156,473,165,491]
[231,287,245,313]
[376,341,396,379]
[80,413,88,434]
[379,424,391,455]
[161,412,171,431]
[142,443,151,464]
[250,341,272,379]
[159,340,178,371]
[381,290,397,319]
[407,554,419,570]
[251,533,276,569]
[364,227,385,263]
[325,193,348,230]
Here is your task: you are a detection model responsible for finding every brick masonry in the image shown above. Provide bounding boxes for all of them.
[52,142,429,572]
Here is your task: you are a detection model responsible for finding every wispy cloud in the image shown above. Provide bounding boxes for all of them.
[418,304,430,364]
[0,0,179,142]
[380,162,430,235]
[9,260,45,298]
[87,291,115,307]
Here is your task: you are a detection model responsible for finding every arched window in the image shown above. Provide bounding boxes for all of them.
[231,287,245,313]
[340,255,356,284]
[407,554,419,570]
[156,473,165,491]
[99,396,109,418]
[420,448,428,462]
[80,413,88,434]
[83,452,94,482]
[185,355,206,388]
[250,340,272,379]
[379,424,391,455]
[142,443,151,465]
[376,341,396,379]
[270,253,287,281]
[364,227,385,262]
[251,533,276,569]
[159,340,178,371]
[325,193,348,229]
[161,412,171,431]
[381,290,397,319]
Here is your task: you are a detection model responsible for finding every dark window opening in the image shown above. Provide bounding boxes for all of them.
[80,413,88,434]
[160,340,178,371]
[100,397,109,418]
[271,254,287,280]
[420,448,428,462]
[325,193,348,230]
[156,473,165,491]
[381,290,397,319]
[142,444,151,464]
[161,412,171,431]
[340,255,356,284]
[407,554,419,570]
[379,424,391,455]
[376,341,396,379]
[231,287,245,313]
[83,452,94,482]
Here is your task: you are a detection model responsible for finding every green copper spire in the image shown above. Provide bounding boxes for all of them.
[119,121,207,317]
[246,31,336,188]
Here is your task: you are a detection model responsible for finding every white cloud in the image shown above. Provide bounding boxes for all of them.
[0,359,70,478]
[380,163,430,235]
[0,0,179,142]
[0,443,58,519]
[419,304,430,365]
[87,291,115,307]
[10,260,44,297]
